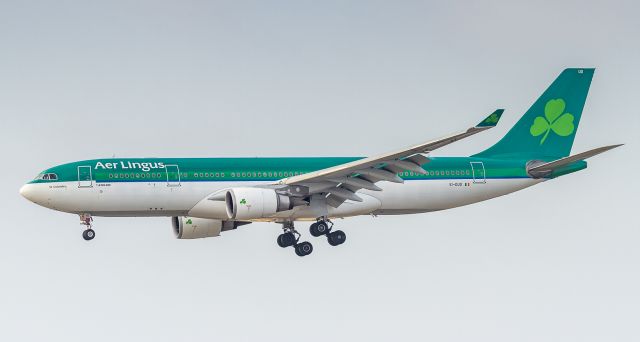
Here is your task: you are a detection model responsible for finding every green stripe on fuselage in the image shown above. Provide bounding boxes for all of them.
[29,156,532,184]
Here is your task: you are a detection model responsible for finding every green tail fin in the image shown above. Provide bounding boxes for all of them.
[474,68,594,159]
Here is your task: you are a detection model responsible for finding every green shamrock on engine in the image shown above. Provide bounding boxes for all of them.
[530,98,575,145]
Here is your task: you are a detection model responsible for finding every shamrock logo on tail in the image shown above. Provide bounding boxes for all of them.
[530,99,575,145]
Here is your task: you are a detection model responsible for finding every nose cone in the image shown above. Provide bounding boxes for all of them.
[20,184,38,203]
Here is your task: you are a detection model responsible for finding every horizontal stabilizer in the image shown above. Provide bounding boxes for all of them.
[527,144,622,177]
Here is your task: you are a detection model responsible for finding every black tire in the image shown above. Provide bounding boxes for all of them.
[310,221,329,237]
[309,222,320,237]
[277,234,287,248]
[327,230,346,246]
[278,232,296,247]
[82,229,95,241]
[295,241,313,256]
[316,221,329,235]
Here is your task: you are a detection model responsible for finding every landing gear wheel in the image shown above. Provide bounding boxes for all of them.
[310,221,329,237]
[82,229,95,241]
[327,230,346,246]
[294,241,313,257]
[277,232,296,248]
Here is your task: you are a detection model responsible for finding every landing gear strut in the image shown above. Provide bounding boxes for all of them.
[277,221,313,257]
[80,214,95,241]
[310,218,346,246]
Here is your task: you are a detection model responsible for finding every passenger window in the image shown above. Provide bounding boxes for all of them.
[215,173,220,177]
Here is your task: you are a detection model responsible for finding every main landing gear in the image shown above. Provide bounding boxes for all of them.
[276,219,347,257]
[277,222,313,257]
[80,214,95,241]
[310,219,346,247]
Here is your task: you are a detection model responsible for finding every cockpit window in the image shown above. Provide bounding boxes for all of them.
[37,173,58,181]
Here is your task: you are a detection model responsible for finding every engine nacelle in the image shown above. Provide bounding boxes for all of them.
[225,187,294,220]
[172,216,222,239]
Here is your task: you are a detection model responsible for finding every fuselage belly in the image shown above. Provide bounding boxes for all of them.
[23,176,541,220]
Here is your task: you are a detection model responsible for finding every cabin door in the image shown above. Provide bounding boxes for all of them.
[470,162,486,184]
[165,165,181,187]
[78,166,93,188]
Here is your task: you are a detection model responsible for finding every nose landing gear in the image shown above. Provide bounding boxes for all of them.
[80,214,95,241]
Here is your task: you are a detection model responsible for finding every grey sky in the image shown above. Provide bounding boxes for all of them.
[1,1,638,341]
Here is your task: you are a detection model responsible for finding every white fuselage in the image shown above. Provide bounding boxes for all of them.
[20,177,542,221]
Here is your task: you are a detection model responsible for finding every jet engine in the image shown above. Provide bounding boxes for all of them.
[225,187,295,220]
[172,217,251,239]
[171,217,227,239]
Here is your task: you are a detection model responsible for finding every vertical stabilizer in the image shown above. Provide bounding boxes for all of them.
[474,68,594,159]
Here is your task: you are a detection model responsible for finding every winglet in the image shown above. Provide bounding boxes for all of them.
[476,109,504,128]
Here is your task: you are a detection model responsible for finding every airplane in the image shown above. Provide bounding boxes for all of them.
[20,68,622,257]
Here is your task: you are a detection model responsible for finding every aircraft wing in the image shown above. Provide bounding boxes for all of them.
[279,109,504,207]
